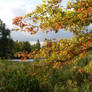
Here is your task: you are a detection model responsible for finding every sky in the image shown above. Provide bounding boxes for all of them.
[0,0,73,45]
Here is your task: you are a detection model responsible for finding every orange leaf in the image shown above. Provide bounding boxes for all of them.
[78,8,82,12]
[82,43,85,46]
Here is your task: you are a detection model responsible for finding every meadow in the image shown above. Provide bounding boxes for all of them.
[0,51,92,92]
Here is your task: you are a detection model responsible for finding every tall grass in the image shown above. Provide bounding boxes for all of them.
[0,51,92,92]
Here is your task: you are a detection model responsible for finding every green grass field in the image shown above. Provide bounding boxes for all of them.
[0,51,92,92]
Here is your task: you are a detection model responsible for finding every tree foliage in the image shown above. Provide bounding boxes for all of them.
[14,40,41,59]
[0,19,14,59]
[12,0,92,35]
[12,0,92,70]
[1,1,92,91]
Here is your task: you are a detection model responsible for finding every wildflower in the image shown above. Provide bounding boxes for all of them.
[82,43,86,46]
[78,69,83,74]
[89,72,92,75]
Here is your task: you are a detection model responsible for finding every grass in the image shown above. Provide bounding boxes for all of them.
[0,51,92,92]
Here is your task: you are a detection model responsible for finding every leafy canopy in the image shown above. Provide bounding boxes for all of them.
[12,0,92,35]
[12,0,92,63]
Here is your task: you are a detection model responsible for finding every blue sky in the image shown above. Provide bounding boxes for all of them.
[0,0,73,45]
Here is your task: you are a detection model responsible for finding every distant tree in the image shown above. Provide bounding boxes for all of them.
[0,19,12,59]
[0,19,10,39]
[7,39,15,58]
[13,41,23,53]
[35,40,41,50]
[22,41,31,52]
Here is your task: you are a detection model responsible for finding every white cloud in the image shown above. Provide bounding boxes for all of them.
[0,7,14,27]
[0,0,39,27]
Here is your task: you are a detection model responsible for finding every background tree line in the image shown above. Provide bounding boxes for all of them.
[0,19,40,59]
